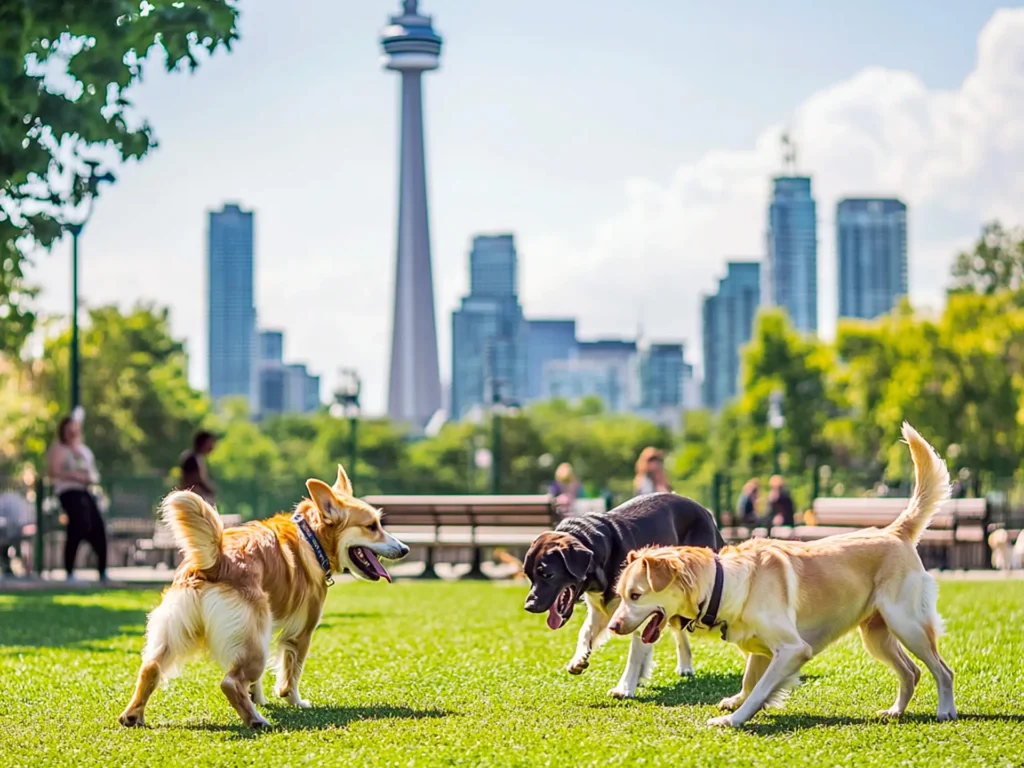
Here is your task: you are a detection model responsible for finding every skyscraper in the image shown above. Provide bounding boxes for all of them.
[451,234,527,419]
[765,176,818,333]
[208,203,256,407]
[703,261,761,411]
[639,343,685,410]
[381,0,443,428]
[525,319,577,401]
[837,198,908,320]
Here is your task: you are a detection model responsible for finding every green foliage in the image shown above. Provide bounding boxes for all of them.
[0,0,239,353]
[950,221,1024,295]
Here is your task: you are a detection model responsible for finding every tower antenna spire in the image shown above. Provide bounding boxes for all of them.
[781,132,797,174]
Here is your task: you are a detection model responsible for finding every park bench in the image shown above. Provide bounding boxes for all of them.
[363,494,558,579]
[723,497,988,570]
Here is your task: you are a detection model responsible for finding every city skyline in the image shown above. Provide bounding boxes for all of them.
[23,2,1024,414]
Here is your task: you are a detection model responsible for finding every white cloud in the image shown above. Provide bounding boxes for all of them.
[520,8,1024,371]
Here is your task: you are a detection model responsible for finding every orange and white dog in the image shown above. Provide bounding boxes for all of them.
[609,423,957,727]
[118,465,407,728]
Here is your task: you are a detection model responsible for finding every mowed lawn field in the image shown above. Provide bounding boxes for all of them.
[2,579,1023,767]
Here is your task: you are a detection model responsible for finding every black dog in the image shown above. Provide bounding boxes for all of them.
[523,493,724,698]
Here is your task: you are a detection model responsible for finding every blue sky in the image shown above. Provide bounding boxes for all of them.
[27,1,1023,413]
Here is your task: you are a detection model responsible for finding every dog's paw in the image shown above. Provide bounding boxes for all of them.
[118,711,145,728]
[707,714,739,728]
[717,695,744,711]
[675,664,695,677]
[293,698,312,709]
[877,706,904,719]
[250,688,268,706]
[249,713,272,729]
[937,707,958,722]
[608,686,635,700]
[566,656,590,675]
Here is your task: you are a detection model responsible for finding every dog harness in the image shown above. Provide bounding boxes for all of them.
[292,511,335,586]
[682,556,726,640]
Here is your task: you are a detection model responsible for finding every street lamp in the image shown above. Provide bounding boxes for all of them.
[63,159,115,413]
[768,389,785,476]
[330,369,362,485]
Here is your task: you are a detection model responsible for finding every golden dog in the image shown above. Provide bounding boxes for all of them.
[118,465,408,728]
[609,423,956,727]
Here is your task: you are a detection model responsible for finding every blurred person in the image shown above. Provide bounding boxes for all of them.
[48,414,107,582]
[549,462,581,517]
[737,479,759,526]
[179,430,218,504]
[758,474,795,536]
[634,447,672,496]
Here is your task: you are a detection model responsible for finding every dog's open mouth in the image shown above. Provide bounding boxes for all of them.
[546,585,577,630]
[349,547,392,583]
[641,610,666,644]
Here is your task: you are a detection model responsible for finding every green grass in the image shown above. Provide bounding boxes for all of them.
[1,580,1023,767]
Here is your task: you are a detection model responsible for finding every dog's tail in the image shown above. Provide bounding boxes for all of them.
[160,490,224,570]
[889,422,951,544]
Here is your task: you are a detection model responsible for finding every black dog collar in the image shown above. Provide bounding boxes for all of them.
[683,556,726,639]
[292,511,335,586]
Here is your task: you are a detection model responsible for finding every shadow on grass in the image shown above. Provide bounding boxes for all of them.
[0,592,146,648]
[742,711,1024,735]
[163,704,452,737]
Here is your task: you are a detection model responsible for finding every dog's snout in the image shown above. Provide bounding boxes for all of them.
[524,594,543,613]
[397,543,410,559]
[608,619,624,635]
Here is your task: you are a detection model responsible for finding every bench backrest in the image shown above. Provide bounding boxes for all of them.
[811,497,986,529]
[364,495,556,527]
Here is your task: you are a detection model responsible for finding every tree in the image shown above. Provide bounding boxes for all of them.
[0,0,239,353]
[950,221,1024,295]
[35,302,211,475]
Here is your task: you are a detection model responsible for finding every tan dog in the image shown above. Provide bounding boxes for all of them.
[609,423,956,727]
[118,465,408,728]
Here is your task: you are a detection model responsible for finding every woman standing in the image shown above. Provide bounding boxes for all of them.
[47,415,107,582]
[633,447,672,496]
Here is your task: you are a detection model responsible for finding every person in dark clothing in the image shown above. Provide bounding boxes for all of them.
[48,414,107,582]
[763,474,796,535]
[737,479,759,525]
[179,430,218,503]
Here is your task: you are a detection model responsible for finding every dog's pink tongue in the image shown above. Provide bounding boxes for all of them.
[362,548,392,583]
[547,604,565,630]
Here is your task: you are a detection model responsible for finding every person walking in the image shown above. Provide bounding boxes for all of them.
[549,462,581,517]
[634,447,672,496]
[47,414,107,582]
[178,430,218,504]
[737,479,760,527]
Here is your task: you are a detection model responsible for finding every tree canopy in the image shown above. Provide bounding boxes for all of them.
[0,0,238,354]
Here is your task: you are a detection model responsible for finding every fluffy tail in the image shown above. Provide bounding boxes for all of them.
[889,422,951,543]
[160,490,224,570]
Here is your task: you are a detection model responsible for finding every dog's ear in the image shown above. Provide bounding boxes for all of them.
[332,464,353,497]
[626,550,641,564]
[644,557,674,593]
[561,539,594,581]
[305,479,348,526]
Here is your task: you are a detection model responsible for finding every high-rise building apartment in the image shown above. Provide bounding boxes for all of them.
[765,176,817,333]
[208,203,256,408]
[256,329,320,418]
[450,234,527,419]
[382,0,443,428]
[525,319,577,401]
[703,261,761,411]
[639,343,685,410]
[837,198,908,320]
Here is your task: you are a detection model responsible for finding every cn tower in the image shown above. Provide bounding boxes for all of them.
[381,0,443,428]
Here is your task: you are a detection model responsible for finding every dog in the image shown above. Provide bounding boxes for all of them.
[609,423,957,727]
[523,493,725,698]
[988,527,1024,571]
[118,465,408,728]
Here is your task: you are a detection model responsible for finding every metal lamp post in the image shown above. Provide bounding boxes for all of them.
[65,160,115,412]
[331,369,362,485]
[769,389,785,476]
